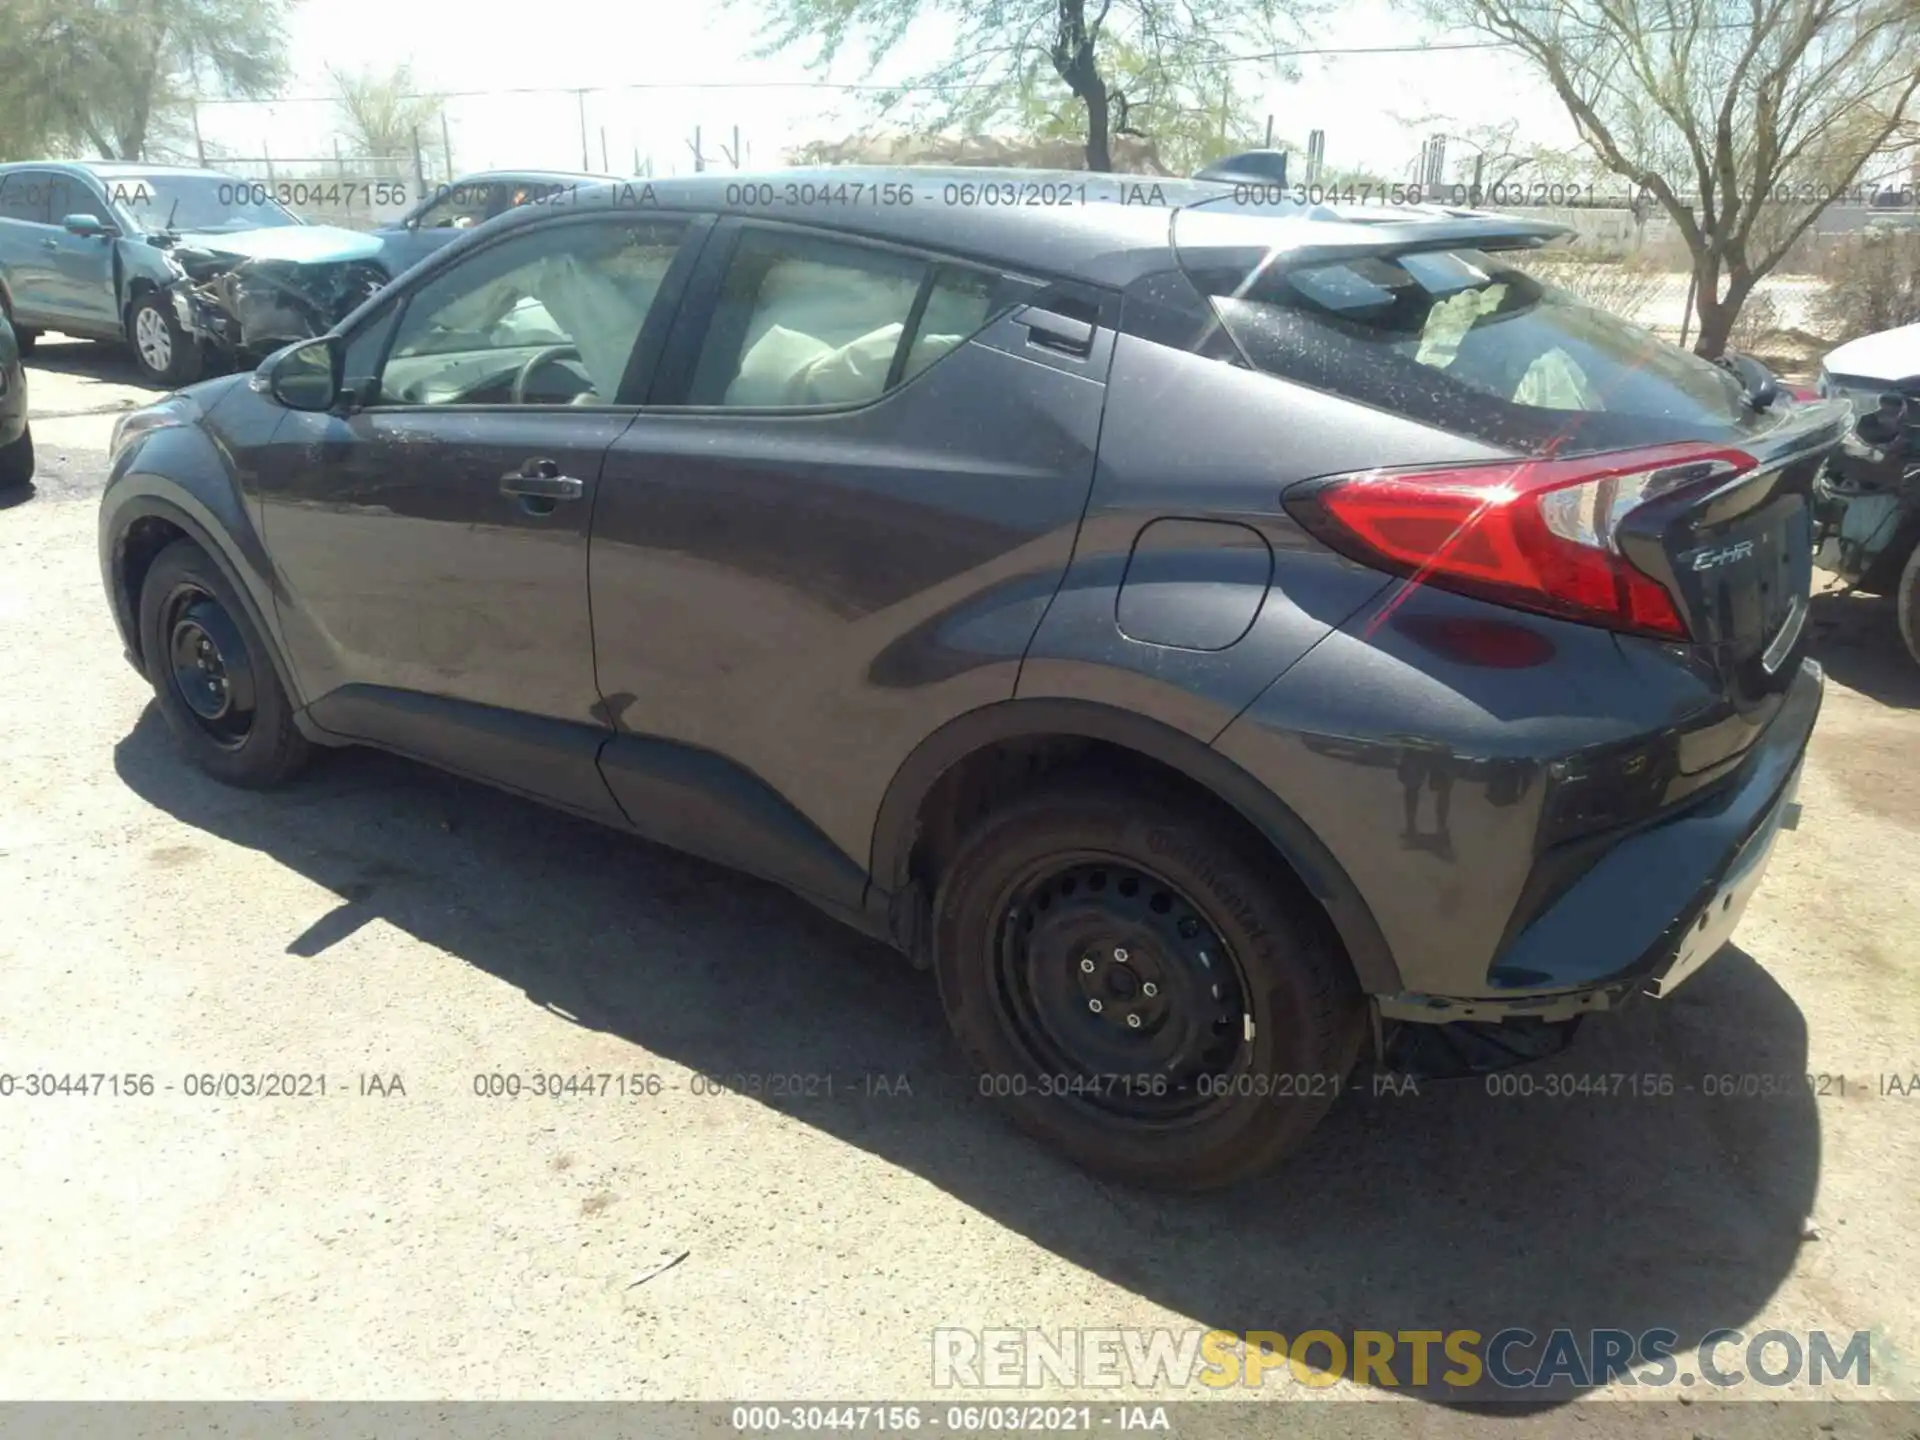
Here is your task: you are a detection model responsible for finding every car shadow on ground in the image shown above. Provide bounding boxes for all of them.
[1809,585,1920,709]
[22,335,156,387]
[113,704,1820,1406]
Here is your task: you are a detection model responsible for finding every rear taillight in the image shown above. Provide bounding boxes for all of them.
[1286,443,1758,639]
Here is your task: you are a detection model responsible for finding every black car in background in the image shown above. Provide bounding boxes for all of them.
[99,169,1843,1188]
[369,169,623,275]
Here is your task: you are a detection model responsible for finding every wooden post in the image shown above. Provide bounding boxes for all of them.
[1264,114,1273,149]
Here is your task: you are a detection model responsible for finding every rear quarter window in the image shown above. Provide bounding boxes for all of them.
[1193,247,1762,454]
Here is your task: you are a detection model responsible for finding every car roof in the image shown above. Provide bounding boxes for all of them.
[0,160,232,178]
[488,164,1568,289]
[454,169,623,185]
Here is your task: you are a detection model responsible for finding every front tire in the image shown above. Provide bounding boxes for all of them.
[0,425,30,489]
[932,781,1366,1191]
[1899,543,1920,669]
[127,292,202,388]
[137,539,310,787]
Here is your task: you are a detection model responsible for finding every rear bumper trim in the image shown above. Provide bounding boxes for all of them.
[1379,657,1822,1024]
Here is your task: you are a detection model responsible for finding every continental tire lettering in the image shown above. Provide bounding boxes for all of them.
[1145,827,1271,961]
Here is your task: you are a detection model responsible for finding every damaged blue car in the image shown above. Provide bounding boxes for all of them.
[0,161,391,386]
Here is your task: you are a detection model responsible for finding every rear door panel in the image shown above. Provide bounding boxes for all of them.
[588,239,1114,891]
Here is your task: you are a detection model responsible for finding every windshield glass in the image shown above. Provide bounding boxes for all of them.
[104,176,300,235]
[1195,246,1761,454]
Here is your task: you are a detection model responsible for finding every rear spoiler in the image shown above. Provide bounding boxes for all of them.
[1172,200,1572,278]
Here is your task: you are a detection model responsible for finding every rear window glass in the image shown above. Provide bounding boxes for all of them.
[1192,247,1761,454]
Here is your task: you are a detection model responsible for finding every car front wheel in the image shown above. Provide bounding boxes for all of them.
[127,292,203,388]
[932,780,1366,1191]
[1899,542,1920,669]
[137,539,309,787]
[0,425,30,490]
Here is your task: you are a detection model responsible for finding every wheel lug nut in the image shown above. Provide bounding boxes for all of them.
[1142,983,1158,998]
[1114,947,1129,963]
[1126,1014,1142,1029]
[1088,998,1103,1014]
[1080,958,1095,973]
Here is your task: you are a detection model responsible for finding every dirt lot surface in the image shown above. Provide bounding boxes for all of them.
[2,338,1918,1434]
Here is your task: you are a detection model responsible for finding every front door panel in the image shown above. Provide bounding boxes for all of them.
[257,406,632,815]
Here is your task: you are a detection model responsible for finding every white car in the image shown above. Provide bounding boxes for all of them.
[1813,320,1920,662]
[1819,320,1920,407]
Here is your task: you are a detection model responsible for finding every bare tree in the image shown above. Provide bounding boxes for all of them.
[328,63,444,178]
[1421,0,1920,355]
[1394,113,1607,198]
[737,0,1315,172]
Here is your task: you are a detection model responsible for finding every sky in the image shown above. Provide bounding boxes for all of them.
[186,0,1591,184]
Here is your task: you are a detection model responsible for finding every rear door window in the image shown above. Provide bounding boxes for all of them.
[0,171,54,225]
[681,228,1004,408]
[1190,245,1765,454]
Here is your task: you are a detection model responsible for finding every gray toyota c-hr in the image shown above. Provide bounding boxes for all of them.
[99,169,1844,1188]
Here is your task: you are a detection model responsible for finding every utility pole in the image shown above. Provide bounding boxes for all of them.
[1264,114,1274,149]
[600,126,609,173]
[576,90,590,171]
[441,113,454,185]
[688,126,705,173]
[191,101,207,167]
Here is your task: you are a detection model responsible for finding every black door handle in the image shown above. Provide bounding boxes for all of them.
[500,459,584,501]
[1016,305,1095,356]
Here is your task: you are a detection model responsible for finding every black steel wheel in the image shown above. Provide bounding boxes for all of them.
[991,857,1251,1123]
[161,585,258,749]
[137,538,311,787]
[934,779,1366,1190]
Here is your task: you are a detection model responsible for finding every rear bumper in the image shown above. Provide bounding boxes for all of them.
[1375,657,1822,1023]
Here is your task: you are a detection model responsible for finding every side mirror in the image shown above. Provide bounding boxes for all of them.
[62,212,117,238]
[258,336,342,411]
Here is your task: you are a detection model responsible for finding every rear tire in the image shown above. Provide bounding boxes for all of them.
[1899,543,1920,669]
[137,539,310,788]
[127,291,202,388]
[932,781,1366,1191]
[0,425,30,489]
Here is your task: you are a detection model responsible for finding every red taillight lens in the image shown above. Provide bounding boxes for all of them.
[1289,443,1758,639]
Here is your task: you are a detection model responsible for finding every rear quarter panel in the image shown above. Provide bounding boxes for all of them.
[1015,329,1508,739]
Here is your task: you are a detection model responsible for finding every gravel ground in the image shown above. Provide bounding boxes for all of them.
[2,339,1918,1432]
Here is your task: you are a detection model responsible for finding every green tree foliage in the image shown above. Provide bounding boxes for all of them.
[738,0,1316,172]
[0,0,293,162]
